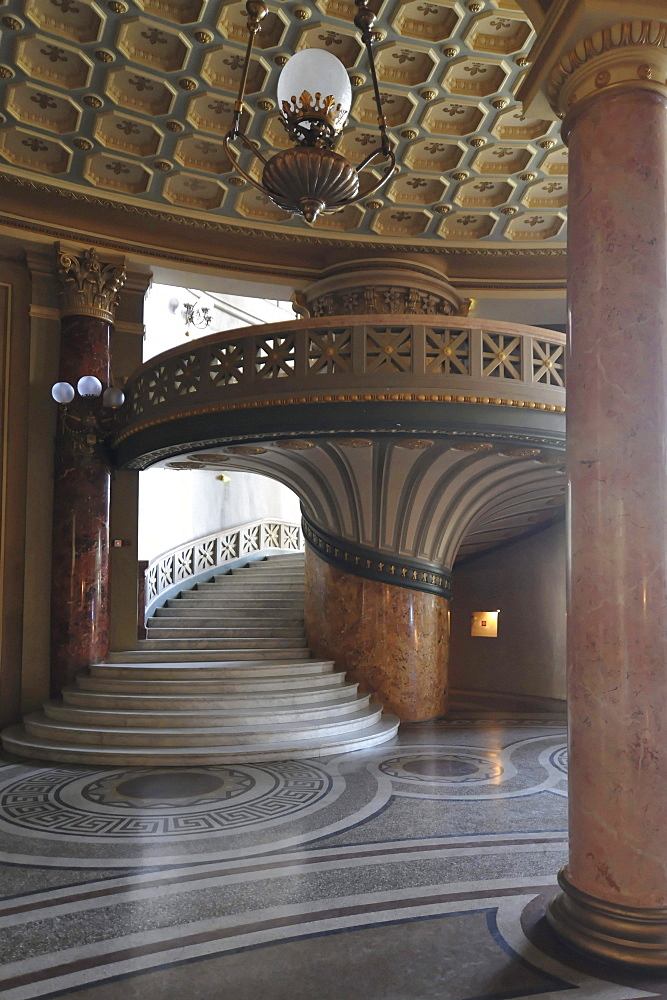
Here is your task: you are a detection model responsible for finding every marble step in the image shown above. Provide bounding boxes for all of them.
[196,581,304,590]
[23,704,384,746]
[144,626,306,639]
[169,597,304,608]
[44,692,371,727]
[153,608,304,621]
[1,716,399,765]
[61,681,361,711]
[76,671,348,694]
[107,648,313,662]
[137,637,309,650]
[88,659,335,679]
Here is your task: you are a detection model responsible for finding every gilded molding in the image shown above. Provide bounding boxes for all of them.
[0,175,567,260]
[113,392,566,448]
[56,247,126,322]
[302,512,453,600]
[547,20,667,120]
[548,868,667,968]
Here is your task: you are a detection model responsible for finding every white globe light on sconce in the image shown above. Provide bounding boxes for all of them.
[51,381,75,404]
[77,375,103,398]
[277,49,352,136]
[102,386,125,409]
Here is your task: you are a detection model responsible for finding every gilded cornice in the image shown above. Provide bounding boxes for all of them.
[56,246,126,322]
[548,19,667,120]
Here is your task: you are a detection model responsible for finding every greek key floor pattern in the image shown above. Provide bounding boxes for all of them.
[0,722,664,1000]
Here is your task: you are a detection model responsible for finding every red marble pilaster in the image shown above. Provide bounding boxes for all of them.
[50,315,112,694]
[304,546,449,721]
[547,87,667,963]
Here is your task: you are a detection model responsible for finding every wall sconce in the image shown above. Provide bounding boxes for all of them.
[183,302,212,331]
[224,0,395,223]
[471,610,500,638]
[51,376,125,456]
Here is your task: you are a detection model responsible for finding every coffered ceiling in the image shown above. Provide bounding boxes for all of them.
[0,0,568,252]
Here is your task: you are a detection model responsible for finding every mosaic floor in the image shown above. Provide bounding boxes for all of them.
[0,722,664,1000]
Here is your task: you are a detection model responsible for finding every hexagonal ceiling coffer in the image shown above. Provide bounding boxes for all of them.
[336,126,382,165]
[201,47,268,95]
[464,12,532,55]
[521,179,567,210]
[117,18,191,73]
[371,207,432,237]
[420,98,485,136]
[294,24,363,69]
[217,1,288,49]
[442,56,506,98]
[492,107,552,141]
[93,112,162,156]
[437,211,496,239]
[104,67,176,116]
[262,112,292,151]
[174,135,231,175]
[541,147,568,175]
[134,0,204,25]
[0,126,71,174]
[504,212,565,241]
[352,88,416,129]
[313,203,364,231]
[84,152,152,193]
[16,35,93,89]
[375,43,437,88]
[454,178,513,208]
[236,186,292,223]
[391,0,461,43]
[472,143,533,175]
[387,173,447,206]
[186,92,251,137]
[6,82,80,134]
[403,138,464,173]
[163,172,225,210]
[25,0,103,44]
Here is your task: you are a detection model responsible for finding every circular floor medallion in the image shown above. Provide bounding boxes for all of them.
[379,751,503,785]
[548,746,568,775]
[0,761,332,839]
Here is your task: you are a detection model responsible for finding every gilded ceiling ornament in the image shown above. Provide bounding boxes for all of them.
[491,98,509,109]
[2,16,23,29]
[73,138,93,150]
[194,30,213,42]
[0,66,14,78]
[95,50,114,62]
[500,206,517,215]
[179,78,197,91]
[154,161,172,171]
[420,88,437,100]
[166,120,184,132]
[57,247,126,322]
[83,95,103,108]
[107,1,128,11]
[401,128,418,139]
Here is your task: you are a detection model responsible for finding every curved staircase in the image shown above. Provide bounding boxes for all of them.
[2,554,399,765]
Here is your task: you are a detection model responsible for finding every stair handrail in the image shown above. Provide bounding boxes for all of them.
[141,518,303,622]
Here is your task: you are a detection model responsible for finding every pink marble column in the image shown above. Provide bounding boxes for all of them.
[547,88,667,964]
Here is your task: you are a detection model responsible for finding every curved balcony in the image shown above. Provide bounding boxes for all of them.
[114,315,565,470]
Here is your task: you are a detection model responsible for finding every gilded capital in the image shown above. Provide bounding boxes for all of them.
[549,20,667,121]
[519,1,667,127]
[57,247,127,322]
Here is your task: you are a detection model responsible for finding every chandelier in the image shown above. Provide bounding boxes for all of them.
[224,0,396,224]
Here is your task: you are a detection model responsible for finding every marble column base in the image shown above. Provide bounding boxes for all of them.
[304,546,449,722]
[547,869,667,969]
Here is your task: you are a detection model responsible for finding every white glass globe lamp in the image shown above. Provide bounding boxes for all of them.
[77,375,103,398]
[51,381,75,404]
[102,386,125,409]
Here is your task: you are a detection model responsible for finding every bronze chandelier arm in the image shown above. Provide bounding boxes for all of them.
[344,146,396,205]
[223,133,275,197]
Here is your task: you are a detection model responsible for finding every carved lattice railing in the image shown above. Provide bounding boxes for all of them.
[117,316,566,446]
[142,518,303,619]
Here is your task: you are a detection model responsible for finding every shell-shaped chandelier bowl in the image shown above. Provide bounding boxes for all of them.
[263,146,360,223]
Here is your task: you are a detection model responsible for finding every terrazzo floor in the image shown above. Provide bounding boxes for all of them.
[0,721,665,1000]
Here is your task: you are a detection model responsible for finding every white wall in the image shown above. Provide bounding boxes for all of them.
[138,468,301,562]
[139,281,300,562]
[449,520,566,702]
[143,282,294,361]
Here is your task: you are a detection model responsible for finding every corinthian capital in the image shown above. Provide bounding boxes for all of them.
[57,246,127,322]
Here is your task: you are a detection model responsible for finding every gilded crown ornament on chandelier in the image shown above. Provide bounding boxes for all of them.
[223,0,396,224]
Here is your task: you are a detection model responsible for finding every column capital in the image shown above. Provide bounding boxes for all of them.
[519,2,667,126]
[56,245,127,323]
